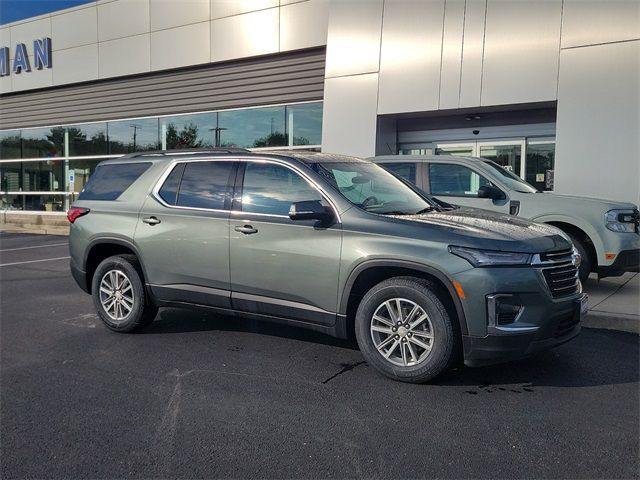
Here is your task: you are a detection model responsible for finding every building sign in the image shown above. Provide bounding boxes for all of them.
[0,38,52,76]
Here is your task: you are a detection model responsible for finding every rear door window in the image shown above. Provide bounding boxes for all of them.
[78,162,151,200]
[175,161,235,210]
[428,163,491,197]
[158,163,186,205]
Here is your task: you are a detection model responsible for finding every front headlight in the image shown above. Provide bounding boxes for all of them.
[448,246,532,267]
[605,209,638,233]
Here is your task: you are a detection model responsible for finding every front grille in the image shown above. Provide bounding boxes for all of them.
[536,249,580,298]
[554,311,580,337]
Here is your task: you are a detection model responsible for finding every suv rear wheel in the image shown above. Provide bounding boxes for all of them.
[91,254,158,332]
[355,276,457,383]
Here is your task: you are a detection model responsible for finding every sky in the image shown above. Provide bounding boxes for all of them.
[1,0,94,26]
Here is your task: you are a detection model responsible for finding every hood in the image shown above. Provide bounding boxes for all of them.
[388,207,571,254]
[525,192,637,212]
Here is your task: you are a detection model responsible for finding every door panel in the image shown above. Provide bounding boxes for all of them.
[134,161,236,308]
[229,161,342,324]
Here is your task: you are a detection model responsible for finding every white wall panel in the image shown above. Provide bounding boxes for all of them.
[99,33,151,78]
[555,40,639,204]
[151,22,210,71]
[51,6,97,50]
[378,0,445,114]
[562,0,640,48]
[11,56,53,91]
[280,0,329,51]
[439,0,465,109]
[10,17,51,47]
[210,8,279,62]
[98,0,150,42]
[53,44,99,85]
[459,0,486,107]
[324,0,383,78]
[322,73,379,156]
[0,75,11,95]
[151,0,210,31]
[481,0,561,106]
[211,0,278,19]
[0,27,10,47]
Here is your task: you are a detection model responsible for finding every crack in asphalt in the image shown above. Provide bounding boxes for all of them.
[321,361,366,384]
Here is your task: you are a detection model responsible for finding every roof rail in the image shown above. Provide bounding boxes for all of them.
[121,148,251,158]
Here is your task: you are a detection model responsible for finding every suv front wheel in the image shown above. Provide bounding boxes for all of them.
[91,254,158,332]
[355,276,458,383]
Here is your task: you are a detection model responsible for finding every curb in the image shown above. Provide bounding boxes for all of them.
[583,311,639,334]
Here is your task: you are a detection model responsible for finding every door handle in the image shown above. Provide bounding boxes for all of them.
[142,216,161,225]
[234,225,258,235]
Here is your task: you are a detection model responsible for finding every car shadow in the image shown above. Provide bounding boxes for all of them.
[144,307,358,350]
[144,308,638,389]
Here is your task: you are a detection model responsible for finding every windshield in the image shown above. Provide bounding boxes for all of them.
[482,160,539,193]
[310,161,437,215]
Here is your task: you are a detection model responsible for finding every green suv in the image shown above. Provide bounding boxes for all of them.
[68,150,586,383]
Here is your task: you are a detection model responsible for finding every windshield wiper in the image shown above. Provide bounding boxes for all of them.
[379,210,413,216]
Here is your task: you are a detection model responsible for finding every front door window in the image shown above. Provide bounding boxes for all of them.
[478,144,522,177]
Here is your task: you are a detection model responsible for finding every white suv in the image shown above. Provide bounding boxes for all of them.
[374,155,639,283]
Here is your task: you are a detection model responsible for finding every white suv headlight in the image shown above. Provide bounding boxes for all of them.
[449,246,532,267]
[605,209,638,233]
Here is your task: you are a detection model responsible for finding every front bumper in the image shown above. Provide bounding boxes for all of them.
[598,248,640,278]
[463,293,586,367]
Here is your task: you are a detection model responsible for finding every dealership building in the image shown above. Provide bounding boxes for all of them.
[0,0,638,214]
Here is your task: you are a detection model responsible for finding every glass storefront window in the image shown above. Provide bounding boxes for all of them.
[0,193,66,211]
[68,158,105,193]
[0,162,22,192]
[526,142,555,191]
[1,160,65,192]
[160,113,217,150]
[285,103,322,146]
[67,123,108,157]
[0,131,22,159]
[21,127,63,158]
[108,118,160,154]
[218,106,286,148]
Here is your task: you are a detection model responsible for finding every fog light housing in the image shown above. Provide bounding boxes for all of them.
[487,294,524,327]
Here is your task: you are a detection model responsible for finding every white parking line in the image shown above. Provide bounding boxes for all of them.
[0,243,68,252]
[0,256,70,267]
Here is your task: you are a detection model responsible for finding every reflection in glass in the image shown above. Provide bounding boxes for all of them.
[160,113,216,150]
[0,160,65,192]
[285,103,322,146]
[21,127,63,158]
[435,146,474,156]
[67,123,108,157]
[479,145,522,177]
[0,131,21,159]
[526,143,555,191]
[108,118,159,154]
[218,107,286,148]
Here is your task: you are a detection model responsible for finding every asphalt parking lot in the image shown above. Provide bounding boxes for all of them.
[1,232,638,479]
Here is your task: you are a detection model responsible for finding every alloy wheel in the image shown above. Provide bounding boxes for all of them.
[99,269,135,323]
[370,298,434,367]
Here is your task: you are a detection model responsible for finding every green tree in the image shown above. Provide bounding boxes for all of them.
[165,123,211,149]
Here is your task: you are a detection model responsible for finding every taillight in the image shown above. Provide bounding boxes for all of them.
[67,207,90,223]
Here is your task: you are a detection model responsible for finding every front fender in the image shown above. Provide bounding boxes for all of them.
[531,214,605,264]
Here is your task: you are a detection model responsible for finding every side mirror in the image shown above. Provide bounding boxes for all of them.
[289,200,333,222]
[478,185,506,201]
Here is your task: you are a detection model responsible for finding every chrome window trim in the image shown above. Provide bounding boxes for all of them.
[150,156,342,223]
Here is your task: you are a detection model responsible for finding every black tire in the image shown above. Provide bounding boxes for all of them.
[568,234,592,284]
[91,254,158,333]
[354,276,458,383]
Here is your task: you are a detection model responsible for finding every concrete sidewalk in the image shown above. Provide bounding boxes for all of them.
[583,272,639,334]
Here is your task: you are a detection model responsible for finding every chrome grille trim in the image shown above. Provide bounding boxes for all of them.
[532,249,581,299]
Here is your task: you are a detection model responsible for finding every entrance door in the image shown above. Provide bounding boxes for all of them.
[433,140,526,179]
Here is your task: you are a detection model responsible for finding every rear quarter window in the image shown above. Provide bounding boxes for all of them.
[78,162,151,201]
